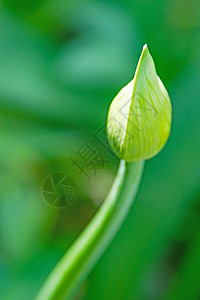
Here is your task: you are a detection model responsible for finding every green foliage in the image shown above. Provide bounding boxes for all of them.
[0,0,200,300]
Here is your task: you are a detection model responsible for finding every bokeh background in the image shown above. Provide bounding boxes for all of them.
[0,0,200,299]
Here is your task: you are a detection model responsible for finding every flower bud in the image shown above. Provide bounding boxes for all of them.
[106,44,172,162]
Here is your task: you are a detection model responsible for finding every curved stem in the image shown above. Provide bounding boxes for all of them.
[36,160,144,300]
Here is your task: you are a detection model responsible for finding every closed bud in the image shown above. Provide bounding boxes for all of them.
[106,44,172,162]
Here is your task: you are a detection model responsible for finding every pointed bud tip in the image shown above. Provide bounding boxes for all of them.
[143,43,148,51]
[136,44,149,72]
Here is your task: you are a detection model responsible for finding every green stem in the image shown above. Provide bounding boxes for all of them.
[36,160,144,300]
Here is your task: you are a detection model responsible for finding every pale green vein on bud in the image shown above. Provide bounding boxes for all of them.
[107,44,172,161]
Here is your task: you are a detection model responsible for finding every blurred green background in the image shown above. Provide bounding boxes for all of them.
[0,0,200,299]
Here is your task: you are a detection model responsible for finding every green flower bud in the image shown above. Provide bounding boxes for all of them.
[106,44,172,162]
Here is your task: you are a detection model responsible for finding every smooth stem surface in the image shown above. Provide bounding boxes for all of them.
[36,160,144,300]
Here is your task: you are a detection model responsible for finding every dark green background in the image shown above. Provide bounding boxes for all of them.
[0,0,200,299]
